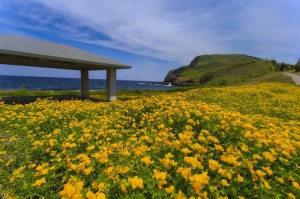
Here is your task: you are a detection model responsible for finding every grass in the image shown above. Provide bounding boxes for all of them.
[292,71,300,75]
[3,72,294,102]
[0,82,299,198]
[0,90,81,98]
[0,87,197,102]
[165,54,284,86]
[238,71,295,85]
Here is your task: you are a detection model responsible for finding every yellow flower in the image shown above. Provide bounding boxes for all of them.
[95,192,106,199]
[120,183,127,193]
[141,156,154,165]
[165,185,175,194]
[35,163,49,176]
[189,172,210,184]
[214,144,224,152]
[178,133,192,144]
[199,192,209,199]
[200,129,210,135]
[253,154,262,160]
[153,170,167,180]
[221,179,230,187]
[165,153,174,159]
[191,143,208,153]
[175,190,186,199]
[33,178,46,187]
[208,159,222,171]
[263,180,272,190]
[287,193,296,199]
[98,183,105,191]
[218,169,231,180]
[83,167,95,175]
[240,143,248,152]
[129,176,144,190]
[153,170,168,188]
[189,172,210,193]
[184,156,203,169]
[207,136,219,143]
[76,154,91,165]
[59,183,76,198]
[160,157,177,169]
[276,177,285,184]
[158,180,168,189]
[86,145,95,151]
[266,169,273,176]
[118,167,129,174]
[59,180,84,198]
[181,147,192,154]
[86,191,96,199]
[86,191,106,199]
[76,181,84,191]
[256,170,266,179]
[220,155,241,166]
[292,181,300,190]
[92,152,109,163]
[237,174,244,183]
[176,167,191,181]
[198,135,207,143]
[262,151,276,162]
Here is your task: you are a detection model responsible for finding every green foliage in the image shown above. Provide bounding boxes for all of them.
[199,72,215,84]
[275,62,292,71]
[0,90,81,99]
[165,54,278,86]
[218,78,228,86]
[295,59,300,72]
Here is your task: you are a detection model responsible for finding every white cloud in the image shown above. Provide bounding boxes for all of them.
[1,0,300,65]
[25,0,228,64]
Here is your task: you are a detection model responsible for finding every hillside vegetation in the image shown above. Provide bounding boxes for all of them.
[164,54,290,86]
[0,83,299,198]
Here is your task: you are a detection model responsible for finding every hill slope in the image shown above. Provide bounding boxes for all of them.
[164,54,276,86]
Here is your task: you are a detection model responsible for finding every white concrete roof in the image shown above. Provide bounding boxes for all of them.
[0,35,131,70]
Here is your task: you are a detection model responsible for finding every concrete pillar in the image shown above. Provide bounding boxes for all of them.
[106,69,117,101]
[81,69,89,98]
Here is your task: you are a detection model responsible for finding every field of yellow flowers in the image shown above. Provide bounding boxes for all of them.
[0,83,299,198]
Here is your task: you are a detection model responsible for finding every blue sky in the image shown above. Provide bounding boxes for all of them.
[0,0,299,81]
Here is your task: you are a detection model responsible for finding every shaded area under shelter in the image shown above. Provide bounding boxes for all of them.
[0,35,131,103]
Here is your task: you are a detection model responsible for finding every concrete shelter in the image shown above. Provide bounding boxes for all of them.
[0,35,131,101]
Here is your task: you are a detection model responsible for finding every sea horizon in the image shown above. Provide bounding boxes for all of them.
[0,75,174,91]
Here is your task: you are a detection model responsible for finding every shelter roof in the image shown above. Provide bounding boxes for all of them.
[0,35,131,70]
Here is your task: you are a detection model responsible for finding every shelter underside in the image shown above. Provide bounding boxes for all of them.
[0,35,131,102]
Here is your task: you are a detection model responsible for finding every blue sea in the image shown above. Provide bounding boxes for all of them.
[0,75,175,91]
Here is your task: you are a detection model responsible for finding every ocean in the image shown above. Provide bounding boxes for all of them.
[0,75,175,91]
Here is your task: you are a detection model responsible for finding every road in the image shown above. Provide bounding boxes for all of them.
[283,72,300,85]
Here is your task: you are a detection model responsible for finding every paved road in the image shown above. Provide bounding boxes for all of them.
[283,72,300,85]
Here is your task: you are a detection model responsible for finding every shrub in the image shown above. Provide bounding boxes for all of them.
[199,72,214,84]
[218,78,228,85]
[295,59,300,72]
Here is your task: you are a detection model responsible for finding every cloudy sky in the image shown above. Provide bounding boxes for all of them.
[0,0,299,81]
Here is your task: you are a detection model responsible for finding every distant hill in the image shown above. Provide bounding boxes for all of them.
[164,54,278,86]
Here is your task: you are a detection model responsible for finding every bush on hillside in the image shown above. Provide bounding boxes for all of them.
[218,78,228,85]
[199,72,215,84]
[295,59,300,72]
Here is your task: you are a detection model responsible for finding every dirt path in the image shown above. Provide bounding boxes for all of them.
[283,72,300,85]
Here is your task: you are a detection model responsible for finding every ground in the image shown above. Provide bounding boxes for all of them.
[283,72,300,85]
